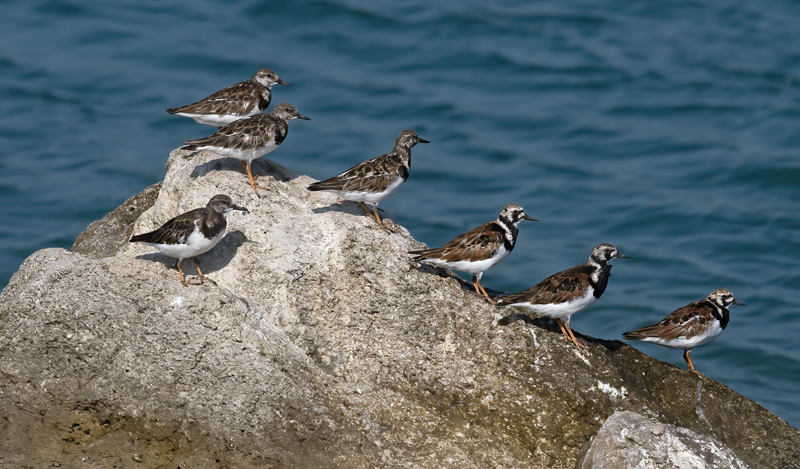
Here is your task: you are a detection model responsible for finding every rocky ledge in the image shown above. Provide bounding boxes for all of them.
[1,149,798,468]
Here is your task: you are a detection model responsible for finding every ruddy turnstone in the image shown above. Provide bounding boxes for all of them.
[410,205,537,303]
[623,288,744,376]
[167,68,289,127]
[181,103,310,196]
[496,243,628,349]
[307,130,428,232]
[130,194,247,286]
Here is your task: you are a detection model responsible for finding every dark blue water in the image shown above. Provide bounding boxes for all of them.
[2,0,799,427]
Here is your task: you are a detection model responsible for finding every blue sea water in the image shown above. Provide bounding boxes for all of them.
[1,0,799,428]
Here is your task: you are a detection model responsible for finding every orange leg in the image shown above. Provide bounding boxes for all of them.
[472,278,496,304]
[683,349,702,376]
[241,161,268,196]
[554,318,570,342]
[360,202,376,221]
[193,257,215,285]
[371,205,391,232]
[177,260,189,286]
[563,321,586,350]
[360,202,390,232]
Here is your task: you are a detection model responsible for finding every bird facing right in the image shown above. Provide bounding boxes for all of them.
[130,194,248,286]
[180,103,310,196]
[167,68,290,127]
[495,243,629,349]
[307,130,429,232]
[623,288,744,376]
[410,205,537,304]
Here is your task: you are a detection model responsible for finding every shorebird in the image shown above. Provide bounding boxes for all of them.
[411,205,537,303]
[181,103,310,196]
[496,244,628,349]
[623,288,744,375]
[167,68,289,127]
[130,194,247,285]
[307,130,428,232]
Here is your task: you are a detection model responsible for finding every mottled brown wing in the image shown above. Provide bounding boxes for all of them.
[167,81,261,116]
[499,264,593,306]
[413,222,505,263]
[183,114,285,151]
[625,301,713,340]
[309,154,403,193]
[130,209,202,245]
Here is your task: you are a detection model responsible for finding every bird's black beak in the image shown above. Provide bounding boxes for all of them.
[732,298,745,306]
[295,112,310,120]
[234,204,249,213]
[418,138,430,144]
[523,214,538,222]
[277,78,290,86]
[615,252,630,259]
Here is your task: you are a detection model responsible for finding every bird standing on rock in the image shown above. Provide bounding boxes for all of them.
[410,205,537,304]
[307,130,428,232]
[130,194,248,286]
[180,103,310,197]
[496,243,628,349]
[623,288,744,376]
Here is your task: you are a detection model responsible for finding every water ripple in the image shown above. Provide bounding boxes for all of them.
[2,0,800,429]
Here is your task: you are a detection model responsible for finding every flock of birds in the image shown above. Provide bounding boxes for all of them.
[129,68,744,376]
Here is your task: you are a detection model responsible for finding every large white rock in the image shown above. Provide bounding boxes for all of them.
[0,149,797,468]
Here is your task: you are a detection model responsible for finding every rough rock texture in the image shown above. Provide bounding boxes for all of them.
[1,149,799,468]
[575,410,749,469]
[72,182,162,258]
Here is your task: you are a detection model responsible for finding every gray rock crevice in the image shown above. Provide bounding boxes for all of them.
[0,148,798,468]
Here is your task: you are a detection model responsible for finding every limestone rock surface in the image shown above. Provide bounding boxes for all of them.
[1,149,799,468]
[575,410,749,469]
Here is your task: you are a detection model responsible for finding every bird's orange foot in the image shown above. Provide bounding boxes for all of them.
[375,220,393,233]
[198,276,217,286]
[572,339,587,350]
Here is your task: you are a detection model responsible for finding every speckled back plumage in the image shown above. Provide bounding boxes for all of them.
[130,207,224,246]
[308,130,426,195]
[181,103,308,154]
[498,263,604,306]
[496,243,625,307]
[623,288,740,342]
[182,113,287,153]
[410,205,534,263]
[130,194,238,246]
[167,68,287,119]
[412,221,509,263]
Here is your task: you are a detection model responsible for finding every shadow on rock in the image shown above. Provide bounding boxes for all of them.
[410,263,505,301]
[190,156,295,184]
[135,252,178,270]
[312,201,363,217]
[199,230,249,273]
[496,312,560,332]
[312,201,388,217]
[495,312,625,351]
[411,263,460,285]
